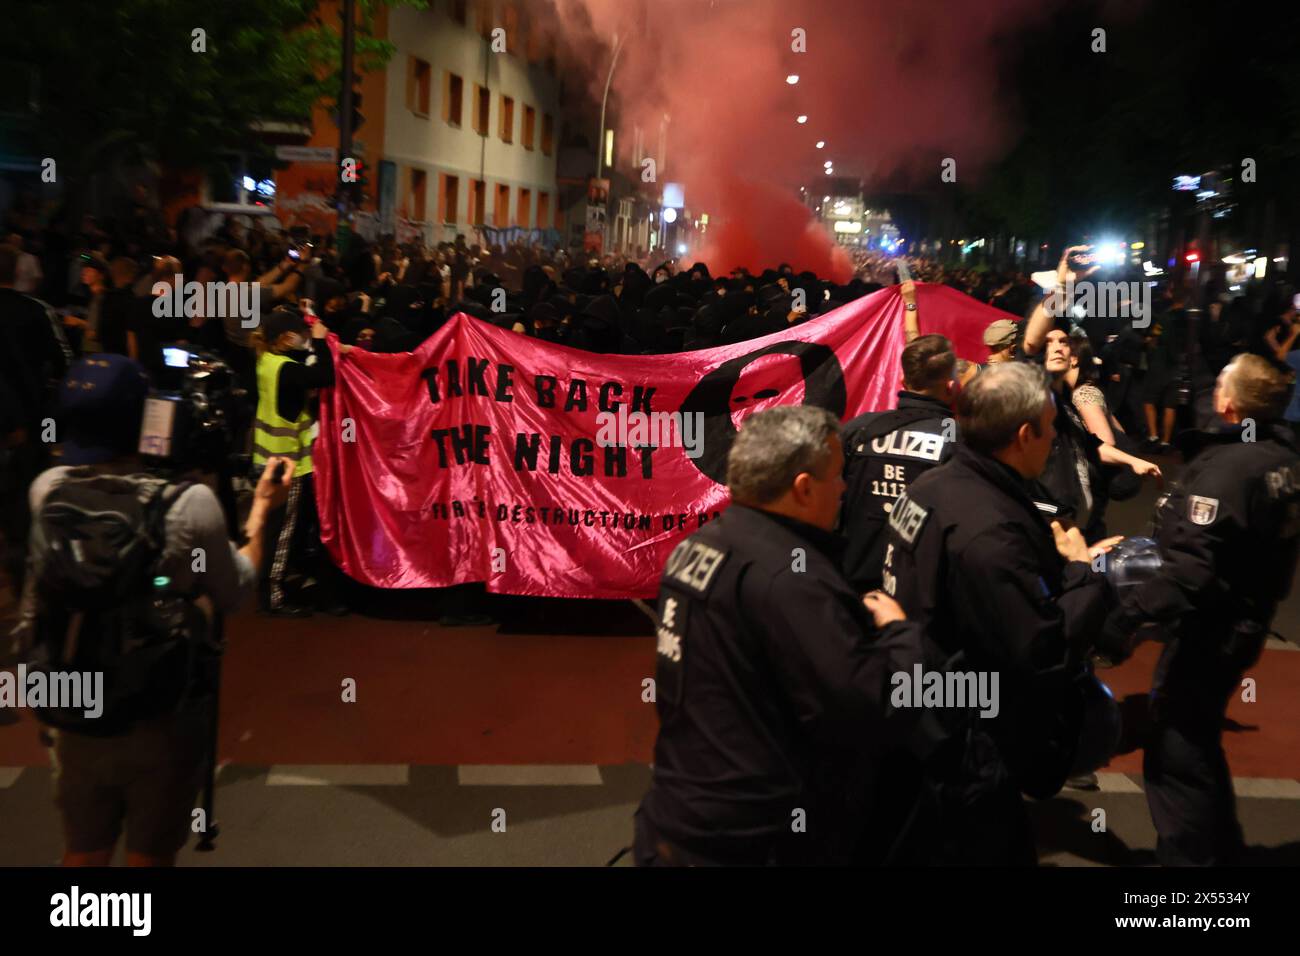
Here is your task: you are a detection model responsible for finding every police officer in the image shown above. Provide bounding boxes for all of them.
[840,334,959,591]
[1102,353,1300,866]
[881,362,1119,864]
[635,405,947,866]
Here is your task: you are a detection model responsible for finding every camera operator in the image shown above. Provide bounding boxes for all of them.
[12,354,293,865]
[881,362,1120,864]
[635,406,948,866]
[1101,353,1300,865]
[250,306,349,616]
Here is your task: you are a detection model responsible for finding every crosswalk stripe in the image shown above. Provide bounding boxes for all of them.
[457,765,602,786]
[1088,772,1300,799]
[0,768,22,789]
[1096,772,1144,793]
[266,765,410,786]
[1232,777,1300,799]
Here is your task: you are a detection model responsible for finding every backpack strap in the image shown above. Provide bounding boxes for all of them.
[138,477,195,576]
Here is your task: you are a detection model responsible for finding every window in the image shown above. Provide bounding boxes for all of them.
[407,57,431,116]
[410,169,428,221]
[499,95,514,143]
[438,173,459,224]
[537,192,550,231]
[451,0,468,24]
[473,84,490,136]
[205,153,277,211]
[494,183,510,227]
[518,187,531,228]
[522,105,535,150]
[541,113,554,155]
[470,179,486,224]
[443,72,464,126]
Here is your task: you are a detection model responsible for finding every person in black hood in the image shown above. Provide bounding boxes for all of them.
[580,267,610,296]
[528,301,563,344]
[619,263,653,311]
[683,303,724,351]
[627,306,671,354]
[568,294,624,353]
[642,280,676,315]
[521,264,552,308]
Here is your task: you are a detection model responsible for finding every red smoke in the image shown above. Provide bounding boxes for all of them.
[696,178,854,280]
[555,0,1057,275]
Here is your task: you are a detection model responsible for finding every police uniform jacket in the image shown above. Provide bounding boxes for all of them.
[640,503,946,863]
[882,444,1113,798]
[839,391,957,591]
[1107,421,1300,644]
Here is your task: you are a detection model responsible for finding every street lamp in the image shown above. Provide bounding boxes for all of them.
[596,32,628,180]
[786,74,799,85]
[796,115,808,124]
[815,141,824,149]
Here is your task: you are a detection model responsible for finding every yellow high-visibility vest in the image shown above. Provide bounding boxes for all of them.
[252,351,314,476]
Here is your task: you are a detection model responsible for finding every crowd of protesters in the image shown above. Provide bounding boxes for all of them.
[2,201,1297,606]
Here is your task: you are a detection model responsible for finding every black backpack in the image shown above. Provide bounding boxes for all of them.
[27,469,207,735]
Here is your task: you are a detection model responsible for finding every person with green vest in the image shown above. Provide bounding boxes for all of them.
[250,306,346,617]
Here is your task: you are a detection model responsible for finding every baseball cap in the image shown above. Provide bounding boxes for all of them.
[983,318,1019,350]
[56,355,151,465]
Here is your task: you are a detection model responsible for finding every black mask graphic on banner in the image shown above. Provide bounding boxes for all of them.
[678,341,847,484]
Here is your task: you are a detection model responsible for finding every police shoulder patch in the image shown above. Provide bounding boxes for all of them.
[1188,495,1220,526]
[887,493,930,548]
[663,539,729,597]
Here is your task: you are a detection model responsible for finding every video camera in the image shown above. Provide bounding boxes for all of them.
[138,346,250,474]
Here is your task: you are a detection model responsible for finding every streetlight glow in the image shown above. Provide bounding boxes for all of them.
[786,75,799,85]
[796,115,808,124]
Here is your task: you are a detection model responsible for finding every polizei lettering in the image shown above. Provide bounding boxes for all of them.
[871,429,944,462]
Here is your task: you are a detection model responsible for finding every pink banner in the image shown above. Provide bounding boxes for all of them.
[315,283,1002,598]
